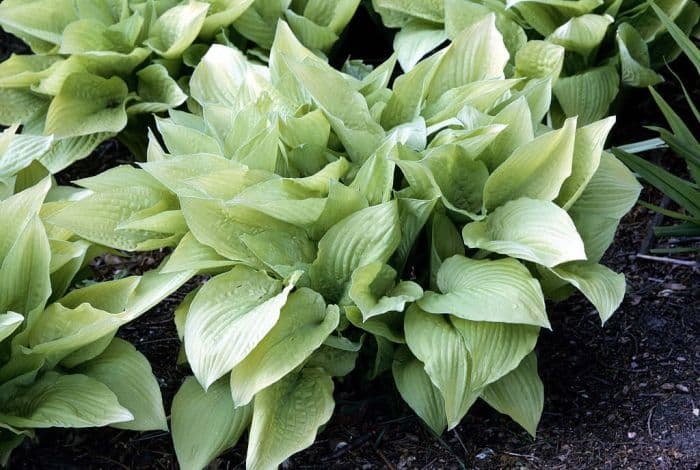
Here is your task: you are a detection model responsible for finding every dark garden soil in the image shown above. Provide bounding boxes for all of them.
[2,19,699,470]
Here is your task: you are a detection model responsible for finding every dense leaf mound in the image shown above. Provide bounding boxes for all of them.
[35,17,645,468]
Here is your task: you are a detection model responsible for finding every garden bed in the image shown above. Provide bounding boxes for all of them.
[2,18,698,470]
[8,149,698,470]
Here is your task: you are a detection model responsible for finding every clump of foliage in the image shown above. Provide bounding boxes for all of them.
[0,177,193,464]
[48,17,642,469]
[614,3,700,253]
[0,0,359,174]
[371,0,700,125]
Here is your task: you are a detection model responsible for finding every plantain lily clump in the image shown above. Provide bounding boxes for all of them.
[0,175,193,464]
[42,16,643,469]
[0,0,359,173]
[372,0,700,125]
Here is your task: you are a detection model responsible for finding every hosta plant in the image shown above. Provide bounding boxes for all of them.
[0,178,193,465]
[0,0,359,174]
[48,16,641,469]
[371,0,700,125]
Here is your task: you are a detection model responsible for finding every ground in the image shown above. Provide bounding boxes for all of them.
[2,17,699,470]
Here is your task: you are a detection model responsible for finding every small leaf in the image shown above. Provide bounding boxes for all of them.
[172,377,252,470]
[405,305,479,429]
[451,318,538,389]
[481,352,543,437]
[246,368,334,470]
[45,73,128,139]
[184,266,298,388]
[78,338,167,431]
[462,198,587,267]
[349,262,423,320]
[419,255,550,328]
[550,261,625,324]
[310,201,401,302]
[145,2,210,59]
[229,289,339,407]
[392,346,447,434]
[0,372,132,429]
[483,117,577,211]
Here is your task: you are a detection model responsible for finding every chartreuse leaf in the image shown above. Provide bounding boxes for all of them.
[0,178,51,316]
[429,211,464,289]
[180,197,310,265]
[483,117,576,211]
[189,44,256,108]
[285,10,339,52]
[372,0,444,23]
[0,372,132,429]
[0,217,51,316]
[556,117,615,209]
[616,23,663,87]
[77,338,167,432]
[405,305,478,429]
[229,289,339,407]
[304,344,358,377]
[553,66,619,126]
[349,262,423,320]
[44,73,128,139]
[514,40,564,81]
[427,14,509,101]
[506,0,602,36]
[547,14,612,58]
[128,64,187,114]
[419,255,550,328]
[478,97,534,171]
[184,266,299,389]
[145,1,210,59]
[345,306,405,343]
[0,312,23,343]
[162,232,237,274]
[0,176,49,256]
[462,198,587,267]
[382,49,445,129]
[156,117,221,156]
[0,0,77,46]
[46,181,178,251]
[200,0,256,39]
[0,89,48,127]
[551,261,625,324]
[423,143,490,217]
[0,131,53,178]
[172,377,252,470]
[481,352,543,437]
[393,20,448,72]
[451,318,539,390]
[247,368,335,470]
[443,0,526,56]
[39,133,113,174]
[285,55,385,163]
[569,152,642,262]
[310,201,401,302]
[393,196,437,272]
[392,346,447,434]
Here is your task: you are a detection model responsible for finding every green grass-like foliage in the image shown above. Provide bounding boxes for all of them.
[613,2,700,253]
[0,0,360,174]
[370,0,700,125]
[0,177,193,465]
[46,18,642,469]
